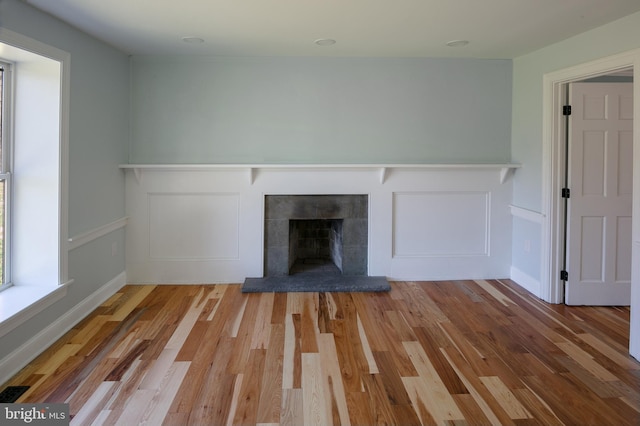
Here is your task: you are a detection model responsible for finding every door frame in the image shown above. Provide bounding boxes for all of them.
[542,49,640,315]
[542,49,640,305]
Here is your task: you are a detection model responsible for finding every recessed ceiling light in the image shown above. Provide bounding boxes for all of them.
[182,37,205,44]
[314,38,336,46]
[446,40,469,47]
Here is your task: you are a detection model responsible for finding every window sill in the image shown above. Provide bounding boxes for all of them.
[0,282,71,338]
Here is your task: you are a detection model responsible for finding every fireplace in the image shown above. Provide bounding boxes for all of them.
[264,195,368,277]
[288,219,344,274]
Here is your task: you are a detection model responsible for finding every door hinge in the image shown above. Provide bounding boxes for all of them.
[563,105,572,116]
[560,270,569,281]
[561,188,570,198]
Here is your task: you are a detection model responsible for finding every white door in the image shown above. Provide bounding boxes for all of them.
[565,82,633,305]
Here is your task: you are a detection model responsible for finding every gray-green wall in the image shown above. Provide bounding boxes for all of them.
[0,0,129,360]
[130,56,512,164]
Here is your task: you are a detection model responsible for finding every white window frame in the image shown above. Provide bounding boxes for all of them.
[0,60,13,292]
[0,28,71,336]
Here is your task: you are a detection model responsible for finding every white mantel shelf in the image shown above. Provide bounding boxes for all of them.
[119,163,521,184]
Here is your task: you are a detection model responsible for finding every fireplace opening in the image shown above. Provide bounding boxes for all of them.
[289,219,343,275]
[264,194,368,277]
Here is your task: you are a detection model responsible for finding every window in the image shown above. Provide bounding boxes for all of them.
[0,61,12,292]
[0,28,70,334]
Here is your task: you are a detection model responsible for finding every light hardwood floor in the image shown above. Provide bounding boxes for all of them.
[2,280,639,425]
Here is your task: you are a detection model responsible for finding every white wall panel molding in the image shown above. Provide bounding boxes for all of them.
[68,217,128,250]
[509,205,545,224]
[393,191,490,257]
[147,192,240,260]
[124,166,513,283]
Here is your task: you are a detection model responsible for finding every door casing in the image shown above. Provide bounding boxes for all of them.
[541,49,640,359]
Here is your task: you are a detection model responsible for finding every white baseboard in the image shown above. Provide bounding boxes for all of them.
[0,271,126,385]
[510,266,541,298]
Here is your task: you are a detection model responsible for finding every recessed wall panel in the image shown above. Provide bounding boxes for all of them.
[148,193,240,260]
[393,192,489,257]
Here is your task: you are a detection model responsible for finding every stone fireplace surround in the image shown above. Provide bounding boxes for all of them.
[264,194,368,276]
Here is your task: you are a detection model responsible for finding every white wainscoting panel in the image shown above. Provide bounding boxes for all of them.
[148,193,239,260]
[124,165,513,283]
[393,192,489,257]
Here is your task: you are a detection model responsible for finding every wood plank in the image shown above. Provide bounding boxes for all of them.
[300,293,319,353]
[136,361,191,425]
[361,373,400,425]
[69,381,117,426]
[282,312,297,389]
[403,341,466,423]
[349,292,390,352]
[302,353,330,426]
[578,332,640,370]
[110,285,156,322]
[280,388,303,426]
[329,319,363,393]
[372,350,412,406]
[555,340,620,382]
[232,349,266,425]
[345,391,375,426]
[256,324,285,424]
[356,314,379,374]
[164,287,208,350]
[440,346,515,425]
[270,292,288,325]
[511,388,564,426]
[452,393,492,426]
[479,376,532,420]
[317,333,351,426]
[412,325,469,395]
[2,282,639,426]
[225,374,244,426]
[227,294,261,373]
[251,292,275,350]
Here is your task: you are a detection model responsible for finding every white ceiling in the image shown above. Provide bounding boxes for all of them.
[24,0,640,58]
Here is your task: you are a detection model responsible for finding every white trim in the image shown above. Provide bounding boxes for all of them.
[509,205,545,224]
[0,28,69,62]
[59,45,71,286]
[119,163,521,170]
[0,27,71,287]
[510,266,541,298]
[541,48,640,304]
[0,271,126,385]
[68,217,128,250]
[0,283,69,337]
[120,163,521,185]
